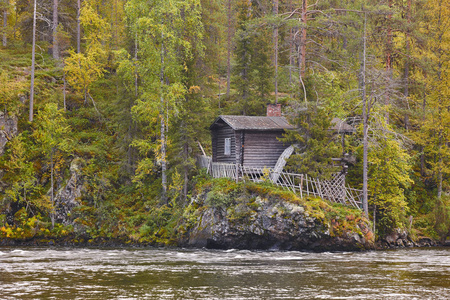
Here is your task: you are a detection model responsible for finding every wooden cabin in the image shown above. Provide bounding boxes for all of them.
[210,104,294,168]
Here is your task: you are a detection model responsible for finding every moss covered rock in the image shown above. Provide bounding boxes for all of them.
[184,179,375,251]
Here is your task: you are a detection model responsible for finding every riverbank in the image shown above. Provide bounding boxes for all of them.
[2,178,376,251]
[2,177,445,251]
[0,234,445,250]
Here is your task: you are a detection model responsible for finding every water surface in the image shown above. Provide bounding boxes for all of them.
[0,247,449,299]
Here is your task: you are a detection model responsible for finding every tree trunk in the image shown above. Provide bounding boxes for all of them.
[437,138,443,200]
[420,89,426,176]
[52,0,59,60]
[51,148,55,228]
[29,0,37,122]
[183,141,189,203]
[134,31,138,97]
[299,0,307,78]
[288,0,293,86]
[63,72,66,111]
[77,0,81,53]
[160,117,168,203]
[2,1,6,47]
[403,0,411,130]
[297,0,307,102]
[226,0,233,98]
[273,0,278,103]
[384,0,393,124]
[160,38,167,204]
[362,12,369,217]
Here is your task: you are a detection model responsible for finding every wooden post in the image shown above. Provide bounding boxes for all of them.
[300,174,303,198]
[306,175,309,196]
[207,159,212,175]
[198,141,207,156]
[316,178,324,199]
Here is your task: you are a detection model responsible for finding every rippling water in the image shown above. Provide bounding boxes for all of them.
[0,247,449,299]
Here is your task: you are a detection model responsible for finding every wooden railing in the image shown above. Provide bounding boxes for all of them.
[196,155,363,210]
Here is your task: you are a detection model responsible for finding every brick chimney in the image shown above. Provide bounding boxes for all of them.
[267,104,282,117]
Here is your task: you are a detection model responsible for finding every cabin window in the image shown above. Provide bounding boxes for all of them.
[224,138,231,156]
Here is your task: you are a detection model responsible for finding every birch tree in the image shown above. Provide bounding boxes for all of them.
[64,1,109,105]
[126,0,203,203]
[52,0,59,59]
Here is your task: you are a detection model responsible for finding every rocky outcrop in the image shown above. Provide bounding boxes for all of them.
[185,195,374,251]
[0,111,18,156]
[378,229,438,248]
[54,158,85,225]
[380,229,413,248]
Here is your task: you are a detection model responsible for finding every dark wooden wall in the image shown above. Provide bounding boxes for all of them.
[242,131,287,168]
[212,125,236,163]
[212,123,289,168]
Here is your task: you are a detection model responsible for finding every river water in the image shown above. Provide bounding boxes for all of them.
[0,247,449,299]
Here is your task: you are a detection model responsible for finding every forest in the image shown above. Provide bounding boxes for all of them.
[0,0,449,245]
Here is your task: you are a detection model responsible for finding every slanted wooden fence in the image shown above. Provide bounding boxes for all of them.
[197,155,363,210]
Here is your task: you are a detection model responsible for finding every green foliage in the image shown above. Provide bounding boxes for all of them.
[64,1,110,103]
[230,0,273,116]
[368,135,412,235]
[433,196,450,239]
[205,190,232,208]
[125,0,205,199]
[284,104,341,180]
[33,103,72,155]
[0,208,73,240]
[0,133,45,213]
[0,70,26,115]
[1,0,449,244]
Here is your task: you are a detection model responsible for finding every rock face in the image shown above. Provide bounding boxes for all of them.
[186,196,374,251]
[54,158,85,225]
[0,112,18,156]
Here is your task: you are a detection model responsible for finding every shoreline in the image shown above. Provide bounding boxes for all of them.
[0,235,446,251]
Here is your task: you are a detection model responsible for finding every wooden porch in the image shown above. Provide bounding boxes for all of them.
[197,155,363,210]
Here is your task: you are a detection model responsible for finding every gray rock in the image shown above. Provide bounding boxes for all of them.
[54,158,85,225]
[0,112,18,156]
[186,196,374,251]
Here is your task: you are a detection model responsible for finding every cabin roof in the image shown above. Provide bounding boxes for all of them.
[210,115,295,131]
[330,118,356,134]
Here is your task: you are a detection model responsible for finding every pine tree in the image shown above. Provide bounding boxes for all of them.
[232,0,273,115]
[283,104,341,180]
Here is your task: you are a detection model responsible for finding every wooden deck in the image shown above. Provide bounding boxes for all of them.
[197,155,363,210]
